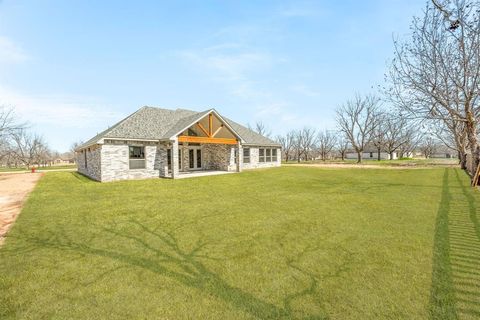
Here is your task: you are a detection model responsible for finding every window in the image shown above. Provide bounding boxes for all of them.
[84,150,87,169]
[259,148,278,163]
[129,146,146,169]
[243,148,250,163]
[234,148,237,164]
[369,152,373,158]
[167,149,172,170]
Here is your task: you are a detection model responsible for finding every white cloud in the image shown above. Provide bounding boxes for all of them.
[0,36,29,63]
[0,85,121,128]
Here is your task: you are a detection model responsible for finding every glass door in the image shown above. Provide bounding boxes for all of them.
[188,147,202,170]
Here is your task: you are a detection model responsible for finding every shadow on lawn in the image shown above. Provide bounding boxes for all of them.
[17,219,333,320]
[430,169,480,319]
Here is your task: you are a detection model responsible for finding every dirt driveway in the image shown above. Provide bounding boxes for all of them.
[0,173,42,245]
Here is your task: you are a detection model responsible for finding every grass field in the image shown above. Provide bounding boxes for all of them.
[284,158,458,167]
[0,165,77,172]
[0,167,479,319]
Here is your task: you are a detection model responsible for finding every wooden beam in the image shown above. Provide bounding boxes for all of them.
[196,122,210,137]
[212,124,223,137]
[178,135,237,145]
[209,113,213,137]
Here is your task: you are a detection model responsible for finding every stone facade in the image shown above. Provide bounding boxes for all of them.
[76,145,102,181]
[76,140,281,182]
[242,146,281,169]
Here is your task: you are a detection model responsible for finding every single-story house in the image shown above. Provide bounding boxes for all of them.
[75,106,281,181]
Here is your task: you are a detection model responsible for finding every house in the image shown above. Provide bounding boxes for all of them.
[75,106,281,181]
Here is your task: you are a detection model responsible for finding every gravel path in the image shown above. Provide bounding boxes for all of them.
[0,173,42,245]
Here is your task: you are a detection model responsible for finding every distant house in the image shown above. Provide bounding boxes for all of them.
[75,107,281,181]
[52,157,75,165]
[346,150,398,161]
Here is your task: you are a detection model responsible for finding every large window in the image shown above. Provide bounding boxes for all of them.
[243,148,250,163]
[129,146,146,169]
[259,148,278,163]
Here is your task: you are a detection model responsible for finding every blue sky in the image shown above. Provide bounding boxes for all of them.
[0,0,426,152]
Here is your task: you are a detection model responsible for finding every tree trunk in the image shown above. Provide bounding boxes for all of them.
[459,151,467,170]
[465,109,479,176]
[357,151,362,163]
[377,147,381,161]
[389,151,394,160]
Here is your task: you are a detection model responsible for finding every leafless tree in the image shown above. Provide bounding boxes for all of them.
[316,130,337,161]
[431,116,468,168]
[0,106,26,138]
[420,136,438,158]
[10,130,49,168]
[336,94,381,163]
[276,131,295,162]
[387,0,480,175]
[249,121,271,138]
[383,113,411,160]
[398,128,422,158]
[293,127,316,162]
[70,141,83,154]
[371,113,387,161]
[335,135,350,161]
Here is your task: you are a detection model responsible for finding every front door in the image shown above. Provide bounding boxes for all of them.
[188,147,202,170]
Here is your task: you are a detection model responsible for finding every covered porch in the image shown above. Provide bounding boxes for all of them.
[162,110,244,179]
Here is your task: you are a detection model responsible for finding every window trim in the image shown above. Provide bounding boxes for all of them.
[243,148,250,163]
[129,146,146,169]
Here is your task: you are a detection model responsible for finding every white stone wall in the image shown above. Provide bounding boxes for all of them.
[76,146,102,181]
[203,144,231,171]
[76,141,281,182]
[100,142,161,182]
[242,147,281,169]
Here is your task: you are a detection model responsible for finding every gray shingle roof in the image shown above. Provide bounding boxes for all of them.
[78,106,280,150]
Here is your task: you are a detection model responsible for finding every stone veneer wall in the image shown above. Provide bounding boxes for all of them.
[76,145,102,181]
[203,144,237,171]
[100,141,163,182]
[242,147,281,169]
[76,141,280,181]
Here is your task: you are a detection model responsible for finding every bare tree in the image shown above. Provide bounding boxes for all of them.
[0,106,26,138]
[249,121,271,138]
[387,0,480,175]
[336,94,381,163]
[293,128,316,162]
[383,113,411,160]
[431,116,468,168]
[335,135,350,161]
[371,113,387,161]
[316,130,337,161]
[420,136,438,158]
[276,131,295,162]
[10,130,48,169]
[398,128,422,158]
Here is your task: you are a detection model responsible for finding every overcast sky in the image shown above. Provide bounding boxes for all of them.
[0,0,426,152]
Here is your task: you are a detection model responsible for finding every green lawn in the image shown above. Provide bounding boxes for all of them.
[0,165,77,172]
[0,167,479,319]
[284,158,458,167]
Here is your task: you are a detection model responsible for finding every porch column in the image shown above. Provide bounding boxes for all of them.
[236,141,243,172]
[171,138,179,179]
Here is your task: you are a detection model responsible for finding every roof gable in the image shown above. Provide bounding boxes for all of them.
[77,106,280,150]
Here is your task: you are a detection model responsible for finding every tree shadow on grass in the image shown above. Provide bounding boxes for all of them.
[16,219,330,320]
[430,169,480,319]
